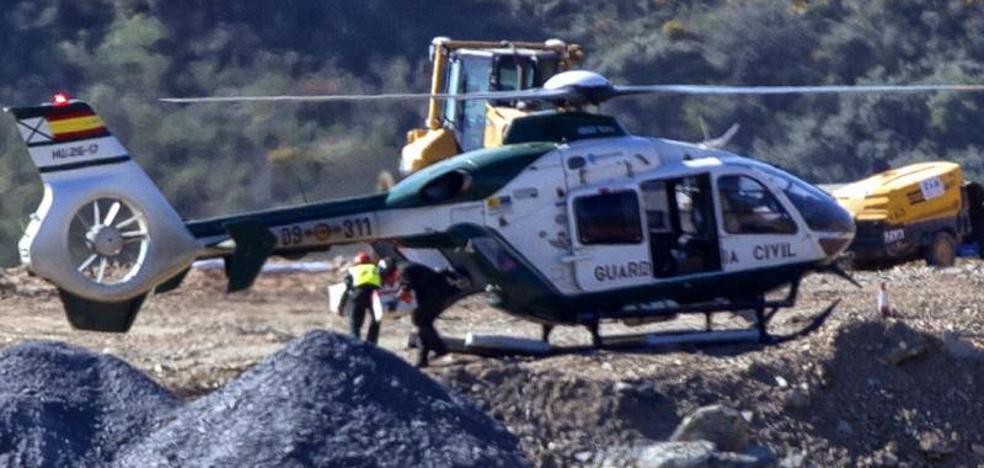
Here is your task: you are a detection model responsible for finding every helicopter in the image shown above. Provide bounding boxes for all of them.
[9,70,984,349]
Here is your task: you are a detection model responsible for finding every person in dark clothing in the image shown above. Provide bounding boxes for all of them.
[341,251,382,344]
[395,261,457,367]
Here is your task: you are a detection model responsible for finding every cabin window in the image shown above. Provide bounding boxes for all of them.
[574,191,643,244]
[718,175,797,235]
[420,170,470,202]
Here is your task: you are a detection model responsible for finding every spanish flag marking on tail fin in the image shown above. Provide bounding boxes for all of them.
[8,102,128,173]
[46,108,109,143]
[13,103,111,146]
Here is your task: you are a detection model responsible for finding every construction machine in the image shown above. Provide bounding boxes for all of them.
[400,37,583,174]
[832,162,984,268]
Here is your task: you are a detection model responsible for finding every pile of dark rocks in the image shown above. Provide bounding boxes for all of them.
[0,331,526,467]
[0,341,178,467]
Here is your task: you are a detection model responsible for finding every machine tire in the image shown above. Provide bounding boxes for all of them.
[924,231,956,267]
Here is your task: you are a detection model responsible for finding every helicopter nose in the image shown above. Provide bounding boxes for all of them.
[815,199,856,261]
[818,232,854,260]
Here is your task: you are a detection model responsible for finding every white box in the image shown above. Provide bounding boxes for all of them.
[372,286,417,321]
[327,282,348,314]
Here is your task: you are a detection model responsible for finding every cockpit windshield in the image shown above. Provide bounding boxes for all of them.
[744,162,854,234]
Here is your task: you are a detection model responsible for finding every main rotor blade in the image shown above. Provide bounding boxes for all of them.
[161,79,984,106]
[161,88,574,104]
[613,83,984,97]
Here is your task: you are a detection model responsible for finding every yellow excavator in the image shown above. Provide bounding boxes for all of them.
[400,37,583,174]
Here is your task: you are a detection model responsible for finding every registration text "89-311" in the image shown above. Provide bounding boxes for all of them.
[278,216,373,247]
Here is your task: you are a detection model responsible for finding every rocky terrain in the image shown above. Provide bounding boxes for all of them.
[0,259,983,466]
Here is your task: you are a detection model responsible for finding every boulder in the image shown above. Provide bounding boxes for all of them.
[783,388,811,410]
[639,441,716,467]
[670,405,751,453]
[917,431,955,460]
[882,323,930,365]
[638,441,769,468]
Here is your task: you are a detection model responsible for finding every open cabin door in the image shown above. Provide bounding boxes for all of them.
[648,174,722,277]
[565,186,652,292]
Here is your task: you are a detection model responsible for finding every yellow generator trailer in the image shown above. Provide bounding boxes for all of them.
[401,37,583,174]
[832,162,984,267]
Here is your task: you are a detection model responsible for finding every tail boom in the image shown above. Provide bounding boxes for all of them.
[186,193,388,253]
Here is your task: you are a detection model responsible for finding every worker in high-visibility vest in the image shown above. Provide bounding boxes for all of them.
[341,251,382,344]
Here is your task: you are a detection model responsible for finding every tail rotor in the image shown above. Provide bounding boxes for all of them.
[69,197,150,285]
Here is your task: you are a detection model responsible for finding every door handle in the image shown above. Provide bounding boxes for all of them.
[560,253,590,263]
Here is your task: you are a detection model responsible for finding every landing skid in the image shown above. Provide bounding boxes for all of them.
[408,298,839,358]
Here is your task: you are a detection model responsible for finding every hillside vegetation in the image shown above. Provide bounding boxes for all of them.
[0,0,982,264]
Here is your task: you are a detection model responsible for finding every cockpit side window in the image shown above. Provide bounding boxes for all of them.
[718,175,797,235]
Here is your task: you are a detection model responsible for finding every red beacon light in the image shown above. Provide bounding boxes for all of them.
[52,93,70,106]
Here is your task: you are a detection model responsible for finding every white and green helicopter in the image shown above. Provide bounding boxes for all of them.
[9,71,984,349]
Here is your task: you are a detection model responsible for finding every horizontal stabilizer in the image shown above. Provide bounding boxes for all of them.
[223,219,276,292]
[58,288,147,333]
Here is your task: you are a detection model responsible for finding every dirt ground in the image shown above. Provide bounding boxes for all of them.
[1,259,983,466]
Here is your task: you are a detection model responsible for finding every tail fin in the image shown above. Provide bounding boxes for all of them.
[8,100,201,331]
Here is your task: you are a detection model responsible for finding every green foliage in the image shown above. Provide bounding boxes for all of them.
[0,0,982,264]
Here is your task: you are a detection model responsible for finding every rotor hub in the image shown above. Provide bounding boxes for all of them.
[542,70,615,105]
[543,70,612,91]
[86,225,125,257]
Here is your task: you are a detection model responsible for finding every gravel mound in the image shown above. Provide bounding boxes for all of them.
[784,319,984,465]
[435,361,682,465]
[116,330,526,467]
[0,341,179,468]
[433,316,984,465]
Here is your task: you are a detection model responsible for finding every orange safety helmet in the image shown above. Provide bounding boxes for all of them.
[354,251,373,265]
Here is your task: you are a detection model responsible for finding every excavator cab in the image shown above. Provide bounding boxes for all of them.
[444,49,561,152]
[401,37,582,174]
